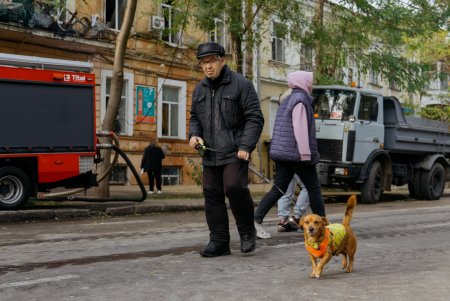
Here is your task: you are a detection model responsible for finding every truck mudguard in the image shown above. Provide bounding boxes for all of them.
[413,154,450,171]
[358,149,393,190]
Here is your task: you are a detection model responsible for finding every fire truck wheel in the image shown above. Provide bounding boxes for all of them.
[361,161,383,204]
[420,163,445,201]
[0,166,31,210]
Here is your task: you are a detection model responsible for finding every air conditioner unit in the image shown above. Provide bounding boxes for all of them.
[149,16,165,31]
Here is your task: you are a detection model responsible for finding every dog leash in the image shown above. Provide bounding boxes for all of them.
[195,141,285,194]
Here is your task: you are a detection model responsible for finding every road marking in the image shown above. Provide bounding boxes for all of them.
[0,274,79,289]
[418,222,450,229]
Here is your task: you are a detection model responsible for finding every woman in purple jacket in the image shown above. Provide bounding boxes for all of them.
[255,71,326,234]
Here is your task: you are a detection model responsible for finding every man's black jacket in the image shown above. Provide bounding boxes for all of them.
[189,65,264,166]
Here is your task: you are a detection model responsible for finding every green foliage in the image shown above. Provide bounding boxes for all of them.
[188,0,307,72]
[404,31,450,72]
[187,158,202,186]
[419,106,450,122]
[309,0,449,92]
[186,0,449,93]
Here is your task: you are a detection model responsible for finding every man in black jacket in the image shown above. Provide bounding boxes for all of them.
[189,42,264,257]
[140,139,165,194]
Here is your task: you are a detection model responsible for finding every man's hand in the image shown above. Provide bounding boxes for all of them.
[189,136,204,149]
[140,169,144,175]
[237,150,250,161]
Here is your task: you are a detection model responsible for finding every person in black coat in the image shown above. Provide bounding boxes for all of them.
[189,42,264,257]
[140,139,165,194]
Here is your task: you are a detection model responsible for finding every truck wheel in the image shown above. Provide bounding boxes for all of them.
[361,161,383,204]
[420,163,445,200]
[410,170,425,200]
[0,167,31,210]
[407,182,417,198]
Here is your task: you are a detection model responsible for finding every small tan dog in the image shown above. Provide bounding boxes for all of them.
[300,195,357,278]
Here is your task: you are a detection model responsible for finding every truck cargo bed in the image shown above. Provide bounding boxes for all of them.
[383,98,450,155]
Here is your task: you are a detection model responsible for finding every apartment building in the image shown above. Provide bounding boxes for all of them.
[0,0,223,186]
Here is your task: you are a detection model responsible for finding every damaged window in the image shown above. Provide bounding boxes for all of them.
[105,0,127,30]
[161,1,181,44]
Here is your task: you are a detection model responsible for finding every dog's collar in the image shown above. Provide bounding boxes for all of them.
[305,228,330,258]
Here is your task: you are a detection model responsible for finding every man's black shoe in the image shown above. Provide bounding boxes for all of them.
[240,227,256,253]
[200,241,231,258]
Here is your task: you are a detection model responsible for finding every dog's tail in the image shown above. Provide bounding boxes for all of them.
[342,195,357,226]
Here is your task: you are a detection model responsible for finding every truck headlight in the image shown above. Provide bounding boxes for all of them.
[335,167,348,176]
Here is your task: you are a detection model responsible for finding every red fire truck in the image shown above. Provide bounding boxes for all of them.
[0,54,98,210]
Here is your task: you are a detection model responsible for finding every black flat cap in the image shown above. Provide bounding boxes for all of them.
[196,42,225,59]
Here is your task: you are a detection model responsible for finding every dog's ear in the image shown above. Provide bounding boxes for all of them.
[321,216,330,226]
[299,216,306,228]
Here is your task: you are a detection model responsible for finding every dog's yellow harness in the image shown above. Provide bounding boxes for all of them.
[305,224,346,258]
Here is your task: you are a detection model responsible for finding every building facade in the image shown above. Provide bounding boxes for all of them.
[0,0,211,186]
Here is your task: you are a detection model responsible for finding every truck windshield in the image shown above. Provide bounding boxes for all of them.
[312,89,356,120]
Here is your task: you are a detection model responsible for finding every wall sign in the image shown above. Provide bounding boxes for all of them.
[136,85,155,123]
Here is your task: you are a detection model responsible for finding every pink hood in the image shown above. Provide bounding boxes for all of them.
[287,71,313,94]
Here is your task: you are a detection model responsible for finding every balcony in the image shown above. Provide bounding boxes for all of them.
[421,74,449,107]
[0,1,114,53]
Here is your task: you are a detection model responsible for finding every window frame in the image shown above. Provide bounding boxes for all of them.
[157,78,186,140]
[300,45,313,71]
[161,2,181,44]
[105,0,127,31]
[389,79,400,91]
[369,69,379,85]
[101,69,134,136]
[109,163,128,184]
[358,94,379,122]
[161,166,181,185]
[271,21,287,63]
[209,17,226,48]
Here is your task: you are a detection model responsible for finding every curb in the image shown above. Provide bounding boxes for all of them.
[0,209,91,223]
[0,201,208,224]
[2,189,448,224]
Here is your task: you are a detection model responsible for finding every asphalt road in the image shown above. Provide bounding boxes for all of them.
[1,195,450,301]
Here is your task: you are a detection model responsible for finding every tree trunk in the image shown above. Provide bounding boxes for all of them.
[313,0,324,83]
[97,0,137,198]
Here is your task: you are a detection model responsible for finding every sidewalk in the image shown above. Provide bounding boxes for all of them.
[0,184,447,223]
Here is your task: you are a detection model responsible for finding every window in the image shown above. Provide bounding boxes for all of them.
[438,72,448,91]
[389,79,400,90]
[109,163,127,184]
[300,45,313,71]
[209,17,225,47]
[347,68,354,86]
[369,69,379,85]
[157,78,186,140]
[101,69,134,136]
[161,1,181,44]
[271,21,287,63]
[105,0,127,30]
[161,167,181,185]
[358,95,378,122]
[312,89,356,120]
